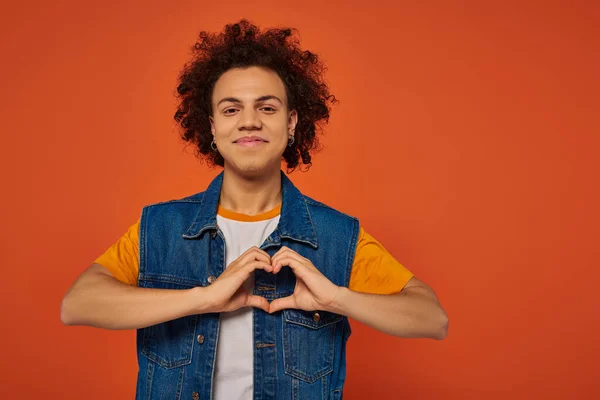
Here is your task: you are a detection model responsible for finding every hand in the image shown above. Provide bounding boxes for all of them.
[204,246,272,313]
[268,246,340,314]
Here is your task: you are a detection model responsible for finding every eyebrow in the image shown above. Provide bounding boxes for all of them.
[216,95,283,107]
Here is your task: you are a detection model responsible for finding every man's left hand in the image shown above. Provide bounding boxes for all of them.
[268,246,340,314]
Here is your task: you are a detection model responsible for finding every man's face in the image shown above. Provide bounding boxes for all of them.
[210,66,298,177]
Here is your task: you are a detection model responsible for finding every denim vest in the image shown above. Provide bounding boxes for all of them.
[135,171,359,400]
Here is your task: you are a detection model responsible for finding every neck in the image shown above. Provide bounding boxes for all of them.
[219,167,282,216]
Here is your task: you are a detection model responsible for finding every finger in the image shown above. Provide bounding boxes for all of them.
[271,245,289,258]
[218,286,246,312]
[238,246,266,262]
[272,256,307,275]
[268,295,297,314]
[245,294,270,313]
[226,261,272,284]
[271,246,299,260]
[242,260,273,275]
[240,246,271,264]
[271,250,304,271]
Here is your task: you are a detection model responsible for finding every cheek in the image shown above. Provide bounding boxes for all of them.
[270,118,291,138]
[213,118,236,137]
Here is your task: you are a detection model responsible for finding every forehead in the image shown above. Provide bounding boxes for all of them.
[212,66,287,103]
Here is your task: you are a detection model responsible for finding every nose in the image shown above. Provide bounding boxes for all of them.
[238,108,262,131]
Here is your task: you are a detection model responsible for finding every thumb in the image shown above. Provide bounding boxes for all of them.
[268,295,296,314]
[245,294,270,313]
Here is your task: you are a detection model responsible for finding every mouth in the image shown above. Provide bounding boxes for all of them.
[233,136,269,147]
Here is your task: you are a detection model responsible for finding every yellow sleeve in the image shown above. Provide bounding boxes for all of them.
[349,226,414,294]
[93,219,140,286]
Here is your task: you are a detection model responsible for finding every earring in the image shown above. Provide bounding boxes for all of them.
[211,140,217,151]
[288,135,295,147]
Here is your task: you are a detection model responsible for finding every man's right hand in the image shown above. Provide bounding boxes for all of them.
[201,246,273,314]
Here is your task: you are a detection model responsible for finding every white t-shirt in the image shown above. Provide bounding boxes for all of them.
[212,212,280,400]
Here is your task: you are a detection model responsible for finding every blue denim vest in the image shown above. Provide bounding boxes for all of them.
[135,171,359,400]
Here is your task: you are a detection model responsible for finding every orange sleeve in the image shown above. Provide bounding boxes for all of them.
[93,219,140,286]
[349,226,414,294]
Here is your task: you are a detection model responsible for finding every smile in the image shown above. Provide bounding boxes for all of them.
[234,136,269,147]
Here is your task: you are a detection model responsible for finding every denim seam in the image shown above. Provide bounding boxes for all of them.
[345,218,360,287]
[140,207,147,276]
[300,196,318,246]
[143,197,203,208]
[175,366,185,400]
[284,312,343,329]
[139,274,201,287]
[145,360,154,400]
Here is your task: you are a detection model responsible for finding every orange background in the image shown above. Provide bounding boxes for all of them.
[1,1,598,399]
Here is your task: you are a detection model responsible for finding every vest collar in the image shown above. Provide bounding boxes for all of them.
[182,170,317,248]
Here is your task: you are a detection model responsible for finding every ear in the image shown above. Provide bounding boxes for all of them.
[209,116,215,136]
[288,109,298,134]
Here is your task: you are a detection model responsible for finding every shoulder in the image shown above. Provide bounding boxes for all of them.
[302,195,359,227]
[143,191,204,209]
[139,191,205,225]
[303,195,357,220]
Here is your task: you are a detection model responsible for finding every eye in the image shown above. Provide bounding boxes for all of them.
[223,108,238,115]
[260,106,276,113]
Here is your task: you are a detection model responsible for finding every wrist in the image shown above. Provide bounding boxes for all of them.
[327,286,351,315]
[187,286,214,315]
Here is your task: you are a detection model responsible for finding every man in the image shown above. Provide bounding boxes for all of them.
[61,19,448,400]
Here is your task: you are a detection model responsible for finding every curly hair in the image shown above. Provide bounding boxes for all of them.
[173,19,337,171]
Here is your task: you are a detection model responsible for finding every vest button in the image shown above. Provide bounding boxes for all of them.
[313,312,321,323]
[192,392,200,400]
[197,334,205,344]
[207,275,216,284]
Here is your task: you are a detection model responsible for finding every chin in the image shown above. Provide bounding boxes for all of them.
[230,161,268,176]
[241,164,265,175]
[226,159,280,179]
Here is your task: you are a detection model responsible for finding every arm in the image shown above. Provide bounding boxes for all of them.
[329,277,448,339]
[60,263,210,330]
[61,247,273,330]
[268,247,448,340]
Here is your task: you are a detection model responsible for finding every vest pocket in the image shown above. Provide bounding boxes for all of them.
[282,309,343,383]
[139,280,198,369]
